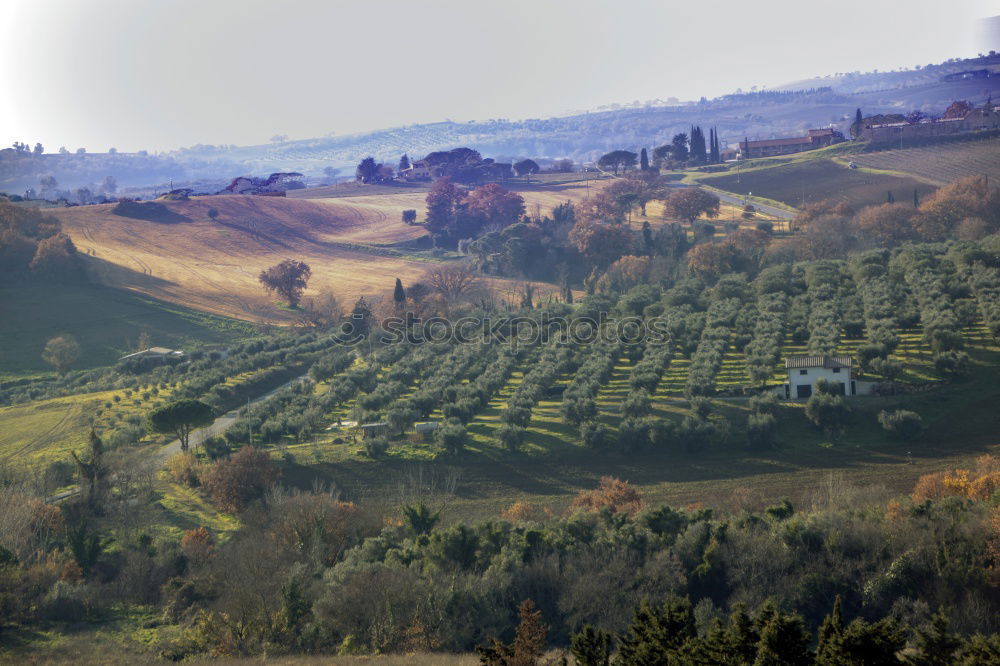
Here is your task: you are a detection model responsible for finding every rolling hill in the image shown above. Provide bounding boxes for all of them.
[50,189,581,324]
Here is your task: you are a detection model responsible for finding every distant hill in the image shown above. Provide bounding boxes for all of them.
[3,54,998,194]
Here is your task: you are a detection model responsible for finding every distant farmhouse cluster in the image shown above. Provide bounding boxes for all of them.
[737,128,845,159]
[858,100,1000,144]
[398,148,515,183]
[220,172,305,196]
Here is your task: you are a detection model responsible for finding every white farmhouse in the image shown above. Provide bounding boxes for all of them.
[783,355,855,398]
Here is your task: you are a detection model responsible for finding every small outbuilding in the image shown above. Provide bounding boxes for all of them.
[359,422,390,439]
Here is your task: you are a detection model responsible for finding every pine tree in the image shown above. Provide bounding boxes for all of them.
[398,153,410,172]
[393,278,406,304]
[640,147,649,171]
[571,625,611,666]
[906,609,961,665]
[754,606,813,665]
[815,596,845,665]
[617,597,697,662]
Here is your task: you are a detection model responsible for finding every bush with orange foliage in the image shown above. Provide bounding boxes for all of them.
[571,476,644,515]
[181,526,215,565]
[913,176,1000,241]
[912,455,1000,503]
[201,446,280,513]
[501,501,553,523]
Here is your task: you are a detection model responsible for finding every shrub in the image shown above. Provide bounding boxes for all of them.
[363,436,389,458]
[180,527,215,565]
[869,357,903,382]
[689,396,713,420]
[618,417,652,453]
[621,389,652,418]
[748,392,778,415]
[166,452,202,487]
[878,410,922,439]
[572,476,644,515]
[747,412,777,449]
[201,447,280,513]
[496,424,526,452]
[436,419,468,456]
[581,421,612,449]
[805,392,849,436]
[933,350,971,378]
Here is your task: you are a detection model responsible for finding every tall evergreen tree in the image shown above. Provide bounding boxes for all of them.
[907,609,961,665]
[913,188,920,207]
[690,126,708,165]
[398,153,411,172]
[393,278,406,304]
[640,147,649,171]
[855,108,863,125]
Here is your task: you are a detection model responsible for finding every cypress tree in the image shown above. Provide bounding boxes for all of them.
[913,188,920,207]
[855,108,863,125]
[393,278,406,304]
[398,153,410,171]
[640,147,649,171]
[887,190,894,203]
[690,126,707,164]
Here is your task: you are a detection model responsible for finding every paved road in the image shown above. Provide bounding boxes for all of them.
[47,374,310,503]
[704,187,795,220]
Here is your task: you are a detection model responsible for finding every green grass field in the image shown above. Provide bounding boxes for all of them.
[0,284,255,380]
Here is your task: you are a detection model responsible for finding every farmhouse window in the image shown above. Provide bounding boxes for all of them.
[799,369,808,375]
[832,367,840,374]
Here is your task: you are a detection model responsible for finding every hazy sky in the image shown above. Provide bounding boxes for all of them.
[2,0,997,153]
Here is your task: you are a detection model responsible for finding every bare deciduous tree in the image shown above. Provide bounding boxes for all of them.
[427,263,484,304]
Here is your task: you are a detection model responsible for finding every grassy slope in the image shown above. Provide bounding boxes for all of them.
[0,284,254,380]
[847,136,1000,186]
[52,192,570,324]
[693,155,938,209]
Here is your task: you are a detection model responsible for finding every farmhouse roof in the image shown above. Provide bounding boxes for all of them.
[118,347,184,361]
[742,136,813,148]
[784,355,853,369]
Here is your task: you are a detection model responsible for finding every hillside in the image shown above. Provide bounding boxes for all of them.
[847,135,1000,185]
[0,284,254,380]
[50,193,569,323]
[4,56,998,194]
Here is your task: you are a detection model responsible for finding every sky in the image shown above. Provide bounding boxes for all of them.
[1,0,997,153]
